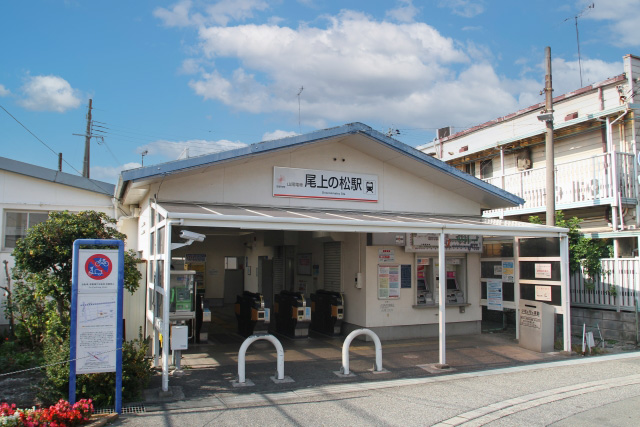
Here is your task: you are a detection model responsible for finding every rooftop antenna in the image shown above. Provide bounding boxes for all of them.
[297,86,303,133]
[564,2,594,88]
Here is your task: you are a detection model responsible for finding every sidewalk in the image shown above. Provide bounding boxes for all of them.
[140,327,569,413]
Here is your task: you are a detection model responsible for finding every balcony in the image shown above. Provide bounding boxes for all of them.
[481,152,637,218]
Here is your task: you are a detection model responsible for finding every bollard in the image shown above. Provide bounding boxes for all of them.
[340,328,383,375]
[237,334,285,383]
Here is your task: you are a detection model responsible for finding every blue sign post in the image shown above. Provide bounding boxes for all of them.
[69,239,124,413]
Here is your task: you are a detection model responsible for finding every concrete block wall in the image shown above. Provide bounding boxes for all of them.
[571,307,639,343]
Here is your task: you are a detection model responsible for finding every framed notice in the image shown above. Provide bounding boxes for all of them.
[378,264,400,299]
[535,263,552,279]
[297,253,312,276]
[535,285,552,301]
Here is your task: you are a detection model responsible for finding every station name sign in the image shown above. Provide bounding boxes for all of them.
[273,167,378,202]
[405,233,482,253]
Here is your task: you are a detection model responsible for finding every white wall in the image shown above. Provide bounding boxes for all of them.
[146,139,483,216]
[0,170,115,326]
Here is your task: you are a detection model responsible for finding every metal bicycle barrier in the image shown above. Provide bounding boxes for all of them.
[237,334,285,383]
[340,328,383,375]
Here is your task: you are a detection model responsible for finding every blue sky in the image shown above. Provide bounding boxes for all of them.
[1,0,638,183]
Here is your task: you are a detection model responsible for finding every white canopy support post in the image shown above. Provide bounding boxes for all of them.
[439,231,447,366]
[162,219,181,392]
[560,234,571,352]
[237,334,285,383]
[340,329,383,375]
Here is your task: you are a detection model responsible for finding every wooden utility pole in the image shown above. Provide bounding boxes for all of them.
[82,99,93,178]
[544,47,555,225]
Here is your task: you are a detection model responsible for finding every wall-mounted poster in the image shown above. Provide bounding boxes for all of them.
[297,253,312,275]
[535,263,552,279]
[502,260,515,282]
[378,264,400,299]
[487,280,503,311]
[185,253,206,291]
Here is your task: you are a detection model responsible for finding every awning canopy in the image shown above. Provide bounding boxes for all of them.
[156,202,568,238]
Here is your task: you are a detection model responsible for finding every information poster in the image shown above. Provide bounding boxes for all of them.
[76,293,117,373]
[76,249,120,374]
[535,263,552,279]
[502,261,515,282]
[185,253,206,291]
[487,280,503,311]
[400,264,412,288]
[378,249,395,262]
[535,285,552,301]
[378,264,400,299]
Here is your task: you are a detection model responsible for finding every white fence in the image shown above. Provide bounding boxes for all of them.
[571,258,640,311]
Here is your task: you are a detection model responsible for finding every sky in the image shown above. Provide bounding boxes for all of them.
[1,0,639,183]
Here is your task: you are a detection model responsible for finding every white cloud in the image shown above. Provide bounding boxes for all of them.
[138,139,248,160]
[92,162,141,183]
[154,0,269,27]
[165,6,624,134]
[262,130,299,141]
[18,75,81,113]
[579,0,640,47]
[385,0,419,23]
[153,0,197,27]
[0,84,10,97]
[551,57,623,93]
[439,0,485,18]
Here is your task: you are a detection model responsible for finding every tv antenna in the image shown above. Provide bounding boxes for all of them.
[564,2,594,88]
[297,86,303,133]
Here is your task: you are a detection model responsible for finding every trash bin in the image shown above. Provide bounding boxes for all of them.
[273,290,311,338]
[235,291,270,337]
[310,290,344,336]
[518,299,555,352]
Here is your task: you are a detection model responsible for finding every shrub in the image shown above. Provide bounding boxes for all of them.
[39,331,152,408]
[0,340,43,375]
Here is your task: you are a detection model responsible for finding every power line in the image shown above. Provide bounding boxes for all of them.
[0,104,114,195]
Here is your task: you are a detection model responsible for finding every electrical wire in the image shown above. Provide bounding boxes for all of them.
[0,104,114,196]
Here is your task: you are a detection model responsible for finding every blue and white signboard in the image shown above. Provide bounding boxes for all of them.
[70,240,124,413]
[487,280,503,311]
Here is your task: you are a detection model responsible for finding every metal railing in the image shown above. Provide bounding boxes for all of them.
[571,258,640,311]
[482,152,636,217]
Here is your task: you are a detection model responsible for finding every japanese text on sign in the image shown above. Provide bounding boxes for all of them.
[405,233,482,253]
[273,167,378,202]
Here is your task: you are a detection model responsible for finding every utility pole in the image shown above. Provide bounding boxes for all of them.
[82,99,92,178]
[543,47,555,225]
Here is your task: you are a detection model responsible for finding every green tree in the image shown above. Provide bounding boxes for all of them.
[8,210,150,406]
[529,211,611,279]
[12,211,141,324]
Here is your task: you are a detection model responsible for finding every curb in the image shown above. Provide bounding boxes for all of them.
[86,413,119,427]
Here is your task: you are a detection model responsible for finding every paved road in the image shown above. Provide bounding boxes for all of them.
[112,352,640,426]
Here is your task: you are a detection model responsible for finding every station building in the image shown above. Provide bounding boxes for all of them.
[114,123,570,387]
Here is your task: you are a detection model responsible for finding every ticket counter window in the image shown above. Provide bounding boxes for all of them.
[416,257,466,305]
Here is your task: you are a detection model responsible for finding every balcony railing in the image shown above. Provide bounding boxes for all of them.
[482,152,637,217]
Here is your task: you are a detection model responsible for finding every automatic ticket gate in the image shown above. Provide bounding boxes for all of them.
[235,291,270,337]
[273,290,311,338]
[310,290,344,336]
